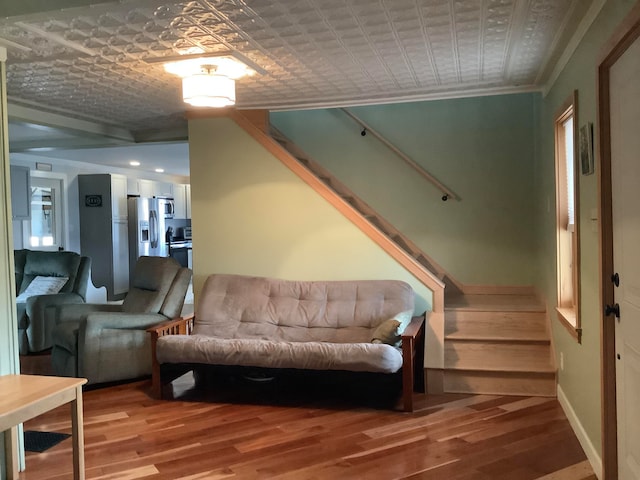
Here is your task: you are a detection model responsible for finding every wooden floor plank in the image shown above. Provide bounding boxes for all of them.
[16,366,596,480]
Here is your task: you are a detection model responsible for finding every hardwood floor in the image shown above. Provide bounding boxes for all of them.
[16,364,597,480]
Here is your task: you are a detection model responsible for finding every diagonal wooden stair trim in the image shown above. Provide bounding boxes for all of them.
[269,128,465,297]
[269,126,462,293]
[230,110,446,297]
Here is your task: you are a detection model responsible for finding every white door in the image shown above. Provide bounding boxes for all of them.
[23,177,65,251]
[610,33,640,480]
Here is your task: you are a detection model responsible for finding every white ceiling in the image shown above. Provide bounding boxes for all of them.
[1,0,597,177]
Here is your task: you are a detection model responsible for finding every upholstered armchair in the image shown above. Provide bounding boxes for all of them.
[14,249,91,354]
[51,256,191,385]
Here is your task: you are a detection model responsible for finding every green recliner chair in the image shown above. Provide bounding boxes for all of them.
[51,256,192,385]
[14,249,91,355]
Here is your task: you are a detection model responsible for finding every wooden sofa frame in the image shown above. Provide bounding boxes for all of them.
[148,313,425,412]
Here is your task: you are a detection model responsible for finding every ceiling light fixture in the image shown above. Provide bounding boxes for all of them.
[129,160,140,166]
[156,53,260,108]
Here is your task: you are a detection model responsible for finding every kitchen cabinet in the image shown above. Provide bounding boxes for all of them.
[154,181,173,198]
[126,178,175,200]
[126,178,140,196]
[10,165,31,220]
[139,179,154,198]
[126,178,154,198]
[78,174,129,300]
[173,183,191,219]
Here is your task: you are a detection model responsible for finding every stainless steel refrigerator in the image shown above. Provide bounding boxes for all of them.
[128,197,169,276]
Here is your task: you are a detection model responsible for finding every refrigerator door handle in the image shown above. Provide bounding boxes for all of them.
[150,210,158,248]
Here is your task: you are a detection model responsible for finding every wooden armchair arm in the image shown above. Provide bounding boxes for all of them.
[147,312,195,337]
[401,315,425,340]
[401,314,426,412]
[147,313,195,399]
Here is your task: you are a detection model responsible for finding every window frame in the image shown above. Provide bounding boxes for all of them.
[554,91,581,342]
[22,175,66,252]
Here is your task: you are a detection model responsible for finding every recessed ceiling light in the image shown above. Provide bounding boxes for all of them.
[155,168,164,173]
[129,160,140,166]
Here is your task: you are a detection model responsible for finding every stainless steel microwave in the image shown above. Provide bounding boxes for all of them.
[158,198,175,218]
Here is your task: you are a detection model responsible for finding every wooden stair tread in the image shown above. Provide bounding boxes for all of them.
[445,294,545,312]
[445,363,556,374]
[445,332,550,342]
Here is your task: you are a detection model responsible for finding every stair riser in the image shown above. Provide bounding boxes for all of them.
[445,341,552,371]
[445,295,546,312]
[446,311,547,338]
[444,370,556,396]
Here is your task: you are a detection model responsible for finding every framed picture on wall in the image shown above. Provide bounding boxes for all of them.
[580,122,594,175]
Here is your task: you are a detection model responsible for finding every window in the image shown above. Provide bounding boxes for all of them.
[23,176,65,251]
[554,92,581,342]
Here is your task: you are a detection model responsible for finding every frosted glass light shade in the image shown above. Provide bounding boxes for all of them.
[182,73,235,107]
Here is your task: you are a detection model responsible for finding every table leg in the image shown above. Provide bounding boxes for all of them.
[4,426,18,480]
[71,385,85,480]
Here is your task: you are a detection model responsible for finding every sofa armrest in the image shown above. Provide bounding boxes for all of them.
[401,314,426,412]
[402,315,425,340]
[56,303,123,324]
[78,312,168,384]
[147,313,196,337]
[85,312,167,331]
[25,292,85,352]
[147,313,195,399]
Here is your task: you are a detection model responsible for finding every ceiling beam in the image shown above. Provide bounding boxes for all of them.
[8,103,135,143]
[0,0,117,18]
[8,137,131,153]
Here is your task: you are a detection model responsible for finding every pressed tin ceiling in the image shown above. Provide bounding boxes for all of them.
[1,0,593,140]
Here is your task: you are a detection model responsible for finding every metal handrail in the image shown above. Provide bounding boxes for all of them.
[340,108,458,201]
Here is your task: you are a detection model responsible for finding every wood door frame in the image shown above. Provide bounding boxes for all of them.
[598,3,640,478]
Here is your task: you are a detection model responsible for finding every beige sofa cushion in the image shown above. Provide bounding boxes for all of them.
[157,335,404,373]
[193,274,415,344]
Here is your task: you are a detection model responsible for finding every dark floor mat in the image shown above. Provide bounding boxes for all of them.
[24,431,70,453]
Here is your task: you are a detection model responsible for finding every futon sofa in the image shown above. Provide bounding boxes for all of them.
[149,274,425,411]
[14,249,91,354]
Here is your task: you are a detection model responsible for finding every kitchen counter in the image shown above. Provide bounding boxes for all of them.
[168,240,192,249]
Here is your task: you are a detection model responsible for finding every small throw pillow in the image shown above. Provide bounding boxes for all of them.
[371,319,402,346]
[16,276,69,303]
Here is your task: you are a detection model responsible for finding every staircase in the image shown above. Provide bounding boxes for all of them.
[235,114,556,397]
[270,127,464,298]
[444,293,556,396]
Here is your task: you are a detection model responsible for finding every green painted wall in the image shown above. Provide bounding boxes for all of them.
[535,0,637,459]
[188,116,432,315]
[271,93,539,286]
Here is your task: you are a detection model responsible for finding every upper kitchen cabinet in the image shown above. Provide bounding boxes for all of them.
[173,184,191,219]
[10,165,31,220]
[153,181,173,198]
[127,178,154,198]
[126,178,174,199]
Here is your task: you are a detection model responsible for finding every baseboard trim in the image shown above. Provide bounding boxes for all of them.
[557,385,603,479]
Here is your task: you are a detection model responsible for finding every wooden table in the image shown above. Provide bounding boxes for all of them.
[0,375,87,480]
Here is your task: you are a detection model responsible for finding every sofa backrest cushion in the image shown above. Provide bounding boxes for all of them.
[19,250,81,294]
[123,256,182,314]
[194,274,415,344]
